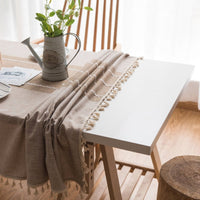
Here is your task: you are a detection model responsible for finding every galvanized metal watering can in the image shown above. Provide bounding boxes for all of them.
[22,33,81,81]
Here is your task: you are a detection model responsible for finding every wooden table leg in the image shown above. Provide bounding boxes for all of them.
[94,144,101,169]
[100,145,122,200]
[151,144,161,179]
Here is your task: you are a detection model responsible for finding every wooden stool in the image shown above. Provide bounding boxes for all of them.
[157,156,200,200]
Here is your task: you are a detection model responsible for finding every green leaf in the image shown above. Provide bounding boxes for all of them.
[69,10,74,17]
[75,11,79,17]
[42,21,48,30]
[53,25,63,37]
[65,19,75,26]
[78,0,81,7]
[35,13,47,22]
[49,11,55,17]
[36,0,92,37]
[53,25,59,31]
[56,10,64,20]
[54,20,62,25]
[53,29,63,37]
[40,24,47,33]
[84,6,93,11]
[45,4,50,10]
[64,14,69,20]
[69,0,75,9]
[42,21,53,33]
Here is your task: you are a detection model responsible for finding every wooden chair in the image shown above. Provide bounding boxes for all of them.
[33,0,120,52]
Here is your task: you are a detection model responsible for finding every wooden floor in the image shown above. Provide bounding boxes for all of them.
[0,107,199,200]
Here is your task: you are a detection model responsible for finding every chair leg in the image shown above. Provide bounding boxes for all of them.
[94,144,101,168]
[57,142,95,199]
[85,142,95,194]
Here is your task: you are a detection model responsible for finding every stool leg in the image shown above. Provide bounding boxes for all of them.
[151,144,161,179]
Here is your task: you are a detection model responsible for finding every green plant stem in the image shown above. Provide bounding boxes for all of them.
[36,0,92,37]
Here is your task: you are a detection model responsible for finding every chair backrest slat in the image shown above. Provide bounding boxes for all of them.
[64,0,119,52]
[84,0,91,50]
[107,0,113,49]
[113,0,119,49]
[101,0,106,50]
[62,0,68,13]
[65,0,77,47]
[74,0,84,49]
[93,0,99,51]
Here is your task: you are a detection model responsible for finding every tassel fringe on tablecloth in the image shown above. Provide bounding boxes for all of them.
[83,57,142,131]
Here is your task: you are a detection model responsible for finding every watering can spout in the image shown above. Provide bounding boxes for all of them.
[21,37,43,69]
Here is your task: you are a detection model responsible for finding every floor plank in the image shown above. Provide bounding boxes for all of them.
[144,179,158,200]
[157,108,200,164]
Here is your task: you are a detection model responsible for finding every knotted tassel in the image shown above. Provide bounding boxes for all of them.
[87,120,95,127]
[67,181,71,189]
[34,188,38,195]
[85,125,92,131]
[92,112,100,120]
[64,191,68,197]
[19,180,23,189]
[41,185,45,193]
[0,177,3,183]
[79,190,85,199]
[137,56,143,60]
[12,180,16,187]
[76,183,79,191]
[84,146,90,152]
[98,106,104,111]
[81,137,87,146]
[110,94,115,99]
[101,101,109,108]
[5,178,9,185]
[106,96,112,101]
[28,186,31,195]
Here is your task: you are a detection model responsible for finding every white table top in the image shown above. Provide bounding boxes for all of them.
[84,59,194,155]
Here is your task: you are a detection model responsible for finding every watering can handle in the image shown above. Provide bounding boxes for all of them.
[64,33,81,67]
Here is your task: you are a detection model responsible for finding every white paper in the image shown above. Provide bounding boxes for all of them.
[0,66,41,86]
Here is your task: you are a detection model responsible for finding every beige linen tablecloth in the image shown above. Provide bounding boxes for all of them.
[0,49,138,195]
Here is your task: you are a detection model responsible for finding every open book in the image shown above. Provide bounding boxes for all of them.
[0,66,41,86]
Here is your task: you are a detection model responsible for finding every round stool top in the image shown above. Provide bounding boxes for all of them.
[161,156,200,199]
